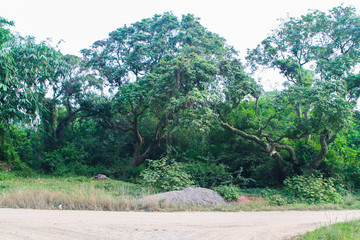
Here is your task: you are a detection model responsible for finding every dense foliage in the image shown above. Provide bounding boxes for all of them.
[1,7,360,197]
[284,175,343,204]
[213,184,241,202]
[139,157,194,192]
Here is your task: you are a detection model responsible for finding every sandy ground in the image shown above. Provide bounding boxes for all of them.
[1,209,360,240]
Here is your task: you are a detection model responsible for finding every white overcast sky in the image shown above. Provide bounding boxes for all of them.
[1,0,360,89]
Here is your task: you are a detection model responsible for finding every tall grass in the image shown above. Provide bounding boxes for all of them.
[1,173,360,211]
[0,175,161,211]
[0,188,161,211]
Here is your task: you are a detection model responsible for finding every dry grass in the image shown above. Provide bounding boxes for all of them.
[0,188,163,211]
[0,174,163,211]
[0,188,356,212]
[1,173,360,212]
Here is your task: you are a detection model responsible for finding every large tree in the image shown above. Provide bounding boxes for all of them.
[0,17,75,168]
[82,13,251,167]
[221,6,360,176]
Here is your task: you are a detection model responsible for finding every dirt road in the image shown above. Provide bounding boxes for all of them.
[1,209,360,240]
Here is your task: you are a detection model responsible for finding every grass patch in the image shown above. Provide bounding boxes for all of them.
[297,220,360,240]
[0,175,161,211]
[1,174,360,211]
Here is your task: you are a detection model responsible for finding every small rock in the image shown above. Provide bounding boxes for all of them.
[94,174,108,180]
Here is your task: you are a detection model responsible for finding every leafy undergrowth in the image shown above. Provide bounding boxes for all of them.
[296,220,360,240]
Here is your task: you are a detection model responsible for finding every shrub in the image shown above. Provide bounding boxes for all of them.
[0,136,33,176]
[139,157,195,192]
[213,184,240,202]
[40,142,92,176]
[261,188,288,206]
[234,167,256,187]
[0,170,16,181]
[284,175,343,204]
[183,162,233,188]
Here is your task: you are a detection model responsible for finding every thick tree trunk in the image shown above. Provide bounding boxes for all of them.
[310,133,328,170]
[130,119,144,167]
[130,137,163,167]
[308,132,329,172]
[129,122,164,167]
[131,141,143,167]
[308,128,340,172]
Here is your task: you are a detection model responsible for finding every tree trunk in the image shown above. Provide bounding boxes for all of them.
[130,118,144,167]
[308,132,328,171]
[308,128,340,172]
[129,128,164,167]
[130,141,143,167]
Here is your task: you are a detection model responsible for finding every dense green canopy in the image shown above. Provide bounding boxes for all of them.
[0,7,359,189]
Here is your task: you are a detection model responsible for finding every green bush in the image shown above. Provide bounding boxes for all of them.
[234,167,256,187]
[0,138,33,177]
[284,175,343,204]
[183,162,233,188]
[41,142,93,176]
[0,170,16,181]
[139,157,195,192]
[213,184,240,202]
[261,188,288,206]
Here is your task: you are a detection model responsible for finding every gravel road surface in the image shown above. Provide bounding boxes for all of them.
[1,208,360,240]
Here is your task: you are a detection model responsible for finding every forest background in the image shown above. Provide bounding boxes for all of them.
[1,5,360,202]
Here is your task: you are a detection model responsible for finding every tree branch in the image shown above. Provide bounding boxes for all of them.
[326,127,342,144]
[273,143,296,162]
[221,122,268,149]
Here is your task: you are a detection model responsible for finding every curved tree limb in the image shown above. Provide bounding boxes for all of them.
[221,122,291,175]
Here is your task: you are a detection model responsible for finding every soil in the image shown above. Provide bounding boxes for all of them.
[1,208,360,240]
[230,196,267,205]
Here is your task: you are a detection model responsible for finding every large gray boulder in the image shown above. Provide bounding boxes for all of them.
[94,174,108,180]
[140,187,228,207]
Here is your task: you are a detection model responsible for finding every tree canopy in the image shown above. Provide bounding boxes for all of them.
[220,6,360,177]
[81,12,256,167]
[1,7,360,189]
